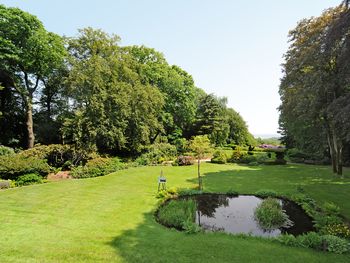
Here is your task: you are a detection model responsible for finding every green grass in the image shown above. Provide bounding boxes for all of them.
[0,163,350,262]
[157,199,196,229]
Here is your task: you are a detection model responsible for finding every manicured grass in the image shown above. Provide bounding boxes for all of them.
[0,163,349,262]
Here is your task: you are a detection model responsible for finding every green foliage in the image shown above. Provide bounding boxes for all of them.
[16,173,43,186]
[254,189,278,198]
[296,232,323,250]
[286,148,308,163]
[177,188,202,196]
[226,188,239,196]
[157,199,197,230]
[136,143,177,165]
[321,224,350,239]
[0,145,14,156]
[18,144,89,168]
[0,4,66,148]
[0,154,51,180]
[322,235,350,254]
[155,187,178,200]
[323,202,341,216]
[254,198,292,230]
[189,135,212,159]
[182,220,202,234]
[211,150,227,164]
[276,234,298,247]
[70,157,123,179]
[277,232,350,254]
[175,155,195,166]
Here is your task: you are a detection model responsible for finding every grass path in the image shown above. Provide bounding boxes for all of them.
[0,163,349,262]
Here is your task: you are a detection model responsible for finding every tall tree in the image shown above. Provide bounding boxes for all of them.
[64,28,164,154]
[0,5,66,148]
[279,6,350,175]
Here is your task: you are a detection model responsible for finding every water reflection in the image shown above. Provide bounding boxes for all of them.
[193,194,314,237]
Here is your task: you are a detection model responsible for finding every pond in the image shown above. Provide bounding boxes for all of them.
[191,194,314,237]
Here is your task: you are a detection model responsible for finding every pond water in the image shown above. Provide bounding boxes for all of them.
[193,194,314,237]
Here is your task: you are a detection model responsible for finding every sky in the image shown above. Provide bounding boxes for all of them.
[0,0,342,137]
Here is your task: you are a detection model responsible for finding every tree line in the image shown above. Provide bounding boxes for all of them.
[279,1,350,175]
[0,5,255,156]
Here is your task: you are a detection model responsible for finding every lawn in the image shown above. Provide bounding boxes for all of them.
[0,163,349,262]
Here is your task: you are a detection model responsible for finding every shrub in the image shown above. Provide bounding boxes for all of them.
[296,232,323,250]
[0,146,15,156]
[0,155,51,180]
[176,155,195,166]
[182,220,202,234]
[322,235,350,254]
[322,224,350,239]
[287,148,308,163]
[178,188,202,196]
[157,199,197,230]
[137,143,177,165]
[226,188,239,196]
[211,150,227,164]
[16,173,43,186]
[254,198,292,230]
[71,157,123,179]
[323,202,340,216]
[18,144,89,168]
[255,189,278,198]
[277,234,298,247]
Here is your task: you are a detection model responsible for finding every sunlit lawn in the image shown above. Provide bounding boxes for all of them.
[0,163,349,262]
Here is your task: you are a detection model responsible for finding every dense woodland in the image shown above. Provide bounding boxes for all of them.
[0,5,255,156]
[279,2,350,174]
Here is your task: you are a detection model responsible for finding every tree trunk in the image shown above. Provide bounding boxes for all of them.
[26,100,35,149]
[330,128,344,176]
[198,158,202,190]
[327,130,337,173]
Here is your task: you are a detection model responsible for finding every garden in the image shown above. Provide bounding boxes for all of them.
[1,142,350,262]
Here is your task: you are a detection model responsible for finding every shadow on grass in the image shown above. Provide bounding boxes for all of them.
[108,209,350,263]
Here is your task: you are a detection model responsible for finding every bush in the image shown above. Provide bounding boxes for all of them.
[322,235,350,254]
[182,220,202,234]
[0,155,51,180]
[211,150,227,164]
[71,157,123,179]
[137,143,177,165]
[322,224,350,239]
[277,234,298,247]
[0,146,15,156]
[323,202,340,216]
[255,189,278,198]
[278,233,350,254]
[226,188,239,196]
[296,232,323,250]
[254,198,292,230]
[287,148,308,163]
[175,155,195,166]
[18,144,89,168]
[16,173,43,186]
[157,199,197,230]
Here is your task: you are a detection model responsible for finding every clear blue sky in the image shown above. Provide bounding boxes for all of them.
[1,0,341,136]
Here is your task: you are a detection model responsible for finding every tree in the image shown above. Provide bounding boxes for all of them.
[226,108,256,146]
[279,6,350,175]
[64,28,164,154]
[123,46,197,141]
[0,5,66,148]
[189,135,212,190]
